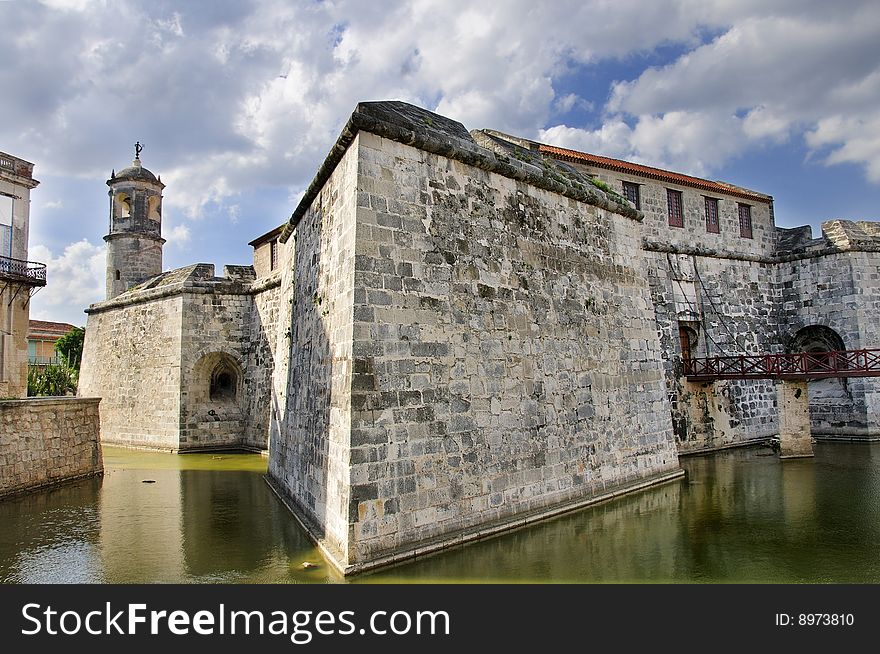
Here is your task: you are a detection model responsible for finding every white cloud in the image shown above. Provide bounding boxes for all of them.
[597,2,880,179]
[41,200,63,210]
[29,240,104,326]
[1,0,879,227]
[165,223,191,246]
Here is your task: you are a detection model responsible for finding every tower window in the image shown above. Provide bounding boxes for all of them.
[115,192,131,218]
[270,239,278,271]
[667,189,684,228]
[115,270,121,280]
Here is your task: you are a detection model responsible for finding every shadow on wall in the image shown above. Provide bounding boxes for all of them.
[269,200,337,554]
[244,297,276,451]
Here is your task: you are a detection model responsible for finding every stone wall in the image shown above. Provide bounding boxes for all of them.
[0,397,102,498]
[268,106,682,573]
[243,276,281,450]
[776,224,880,437]
[80,293,183,449]
[268,134,359,563]
[105,233,164,299]
[648,252,780,452]
[340,131,679,569]
[177,278,252,451]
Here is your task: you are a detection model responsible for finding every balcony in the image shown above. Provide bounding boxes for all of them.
[0,255,47,286]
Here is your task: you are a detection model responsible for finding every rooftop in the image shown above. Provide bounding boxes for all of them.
[28,320,77,337]
[536,143,772,204]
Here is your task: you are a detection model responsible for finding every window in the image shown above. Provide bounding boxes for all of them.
[704,197,719,234]
[679,325,697,361]
[738,203,753,238]
[0,195,12,257]
[270,239,278,271]
[667,189,684,228]
[622,181,641,210]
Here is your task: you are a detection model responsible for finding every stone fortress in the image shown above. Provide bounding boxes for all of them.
[79,101,880,574]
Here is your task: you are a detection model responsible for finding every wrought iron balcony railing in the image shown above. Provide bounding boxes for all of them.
[0,254,47,286]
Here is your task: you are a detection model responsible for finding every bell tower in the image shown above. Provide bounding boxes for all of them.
[105,142,165,299]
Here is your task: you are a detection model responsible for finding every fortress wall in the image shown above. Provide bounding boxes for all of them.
[851,251,880,434]
[79,295,184,449]
[777,248,880,437]
[343,131,680,569]
[267,136,360,563]
[177,288,253,450]
[244,279,282,450]
[648,253,779,452]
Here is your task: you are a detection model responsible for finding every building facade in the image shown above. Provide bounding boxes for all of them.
[78,101,880,573]
[0,151,45,397]
[27,320,77,366]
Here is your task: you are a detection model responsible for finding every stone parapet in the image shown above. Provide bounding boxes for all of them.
[0,397,103,498]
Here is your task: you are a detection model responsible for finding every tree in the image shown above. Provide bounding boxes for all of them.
[55,326,85,371]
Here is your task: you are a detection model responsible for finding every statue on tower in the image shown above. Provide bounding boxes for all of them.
[135,141,143,159]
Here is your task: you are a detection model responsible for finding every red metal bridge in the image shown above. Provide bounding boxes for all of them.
[683,349,880,381]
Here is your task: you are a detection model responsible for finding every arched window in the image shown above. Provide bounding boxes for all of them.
[147,195,161,221]
[115,269,121,280]
[115,192,131,218]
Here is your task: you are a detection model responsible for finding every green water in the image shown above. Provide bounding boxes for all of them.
[1,443,879,583]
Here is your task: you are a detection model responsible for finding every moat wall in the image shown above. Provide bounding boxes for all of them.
[0,397,102,498]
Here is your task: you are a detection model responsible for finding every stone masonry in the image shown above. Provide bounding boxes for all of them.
[266,102,682,573]
[0,397,103,498]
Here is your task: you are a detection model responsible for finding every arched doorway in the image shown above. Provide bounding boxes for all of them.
[187,352,245,449]
[786,325,853,436]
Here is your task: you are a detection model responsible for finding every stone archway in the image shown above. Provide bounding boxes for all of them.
[185,352,245,449]
[787,325,845,355]
[787,325,855,438]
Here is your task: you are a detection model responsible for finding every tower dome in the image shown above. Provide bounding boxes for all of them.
[104,142,165,299]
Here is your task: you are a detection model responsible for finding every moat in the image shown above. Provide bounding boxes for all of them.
[2,442,879,584]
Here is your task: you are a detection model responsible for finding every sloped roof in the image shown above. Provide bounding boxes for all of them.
[538,144,772,204]
[28,320,77,337]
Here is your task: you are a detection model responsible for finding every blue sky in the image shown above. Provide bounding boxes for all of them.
[2,0,879,325]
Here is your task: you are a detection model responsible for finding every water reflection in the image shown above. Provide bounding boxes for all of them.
[1,443,879,583]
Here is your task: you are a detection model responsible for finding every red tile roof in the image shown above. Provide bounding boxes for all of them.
[538,144,772,204]
[28,320,77,337]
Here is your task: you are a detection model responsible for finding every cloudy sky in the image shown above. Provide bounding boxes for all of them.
[2,0,879,325]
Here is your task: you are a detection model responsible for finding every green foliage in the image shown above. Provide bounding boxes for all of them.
[27,362,78,397]
[588,177,628,205]
[55,326,85,371]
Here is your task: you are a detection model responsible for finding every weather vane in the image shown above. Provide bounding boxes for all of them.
[135,141,143,159]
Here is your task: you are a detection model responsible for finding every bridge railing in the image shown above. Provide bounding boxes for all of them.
[683,349,880,381]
